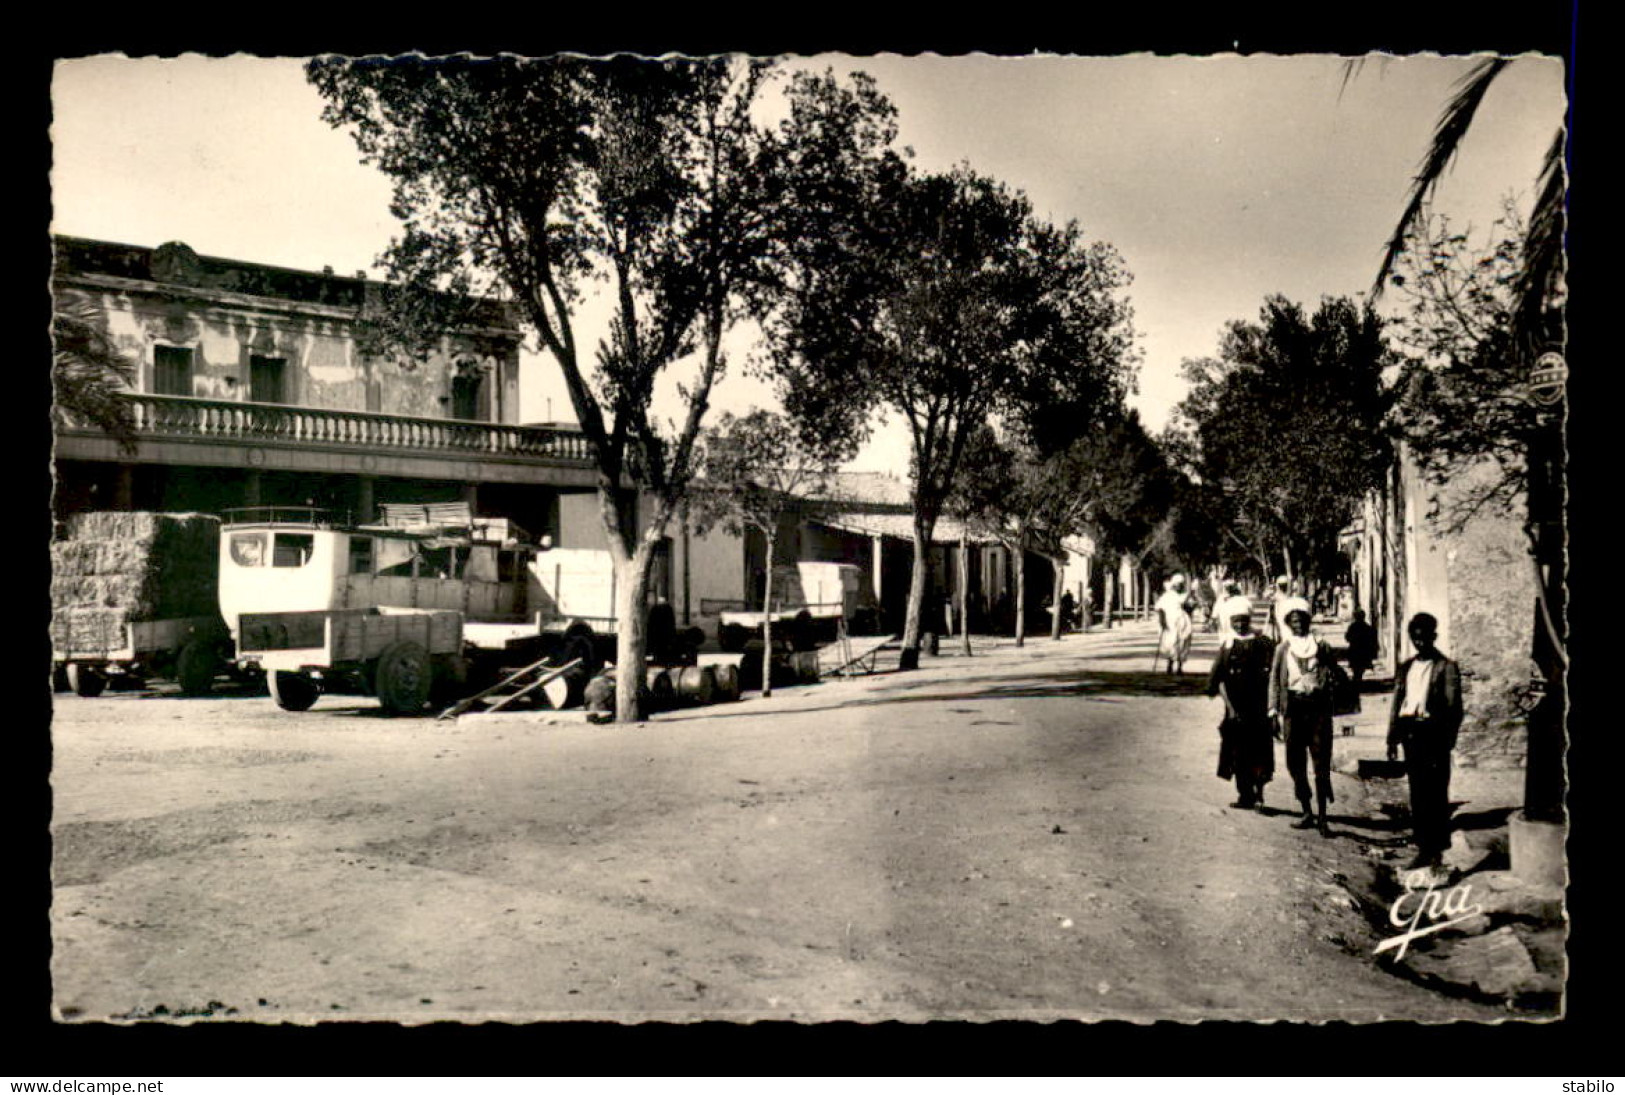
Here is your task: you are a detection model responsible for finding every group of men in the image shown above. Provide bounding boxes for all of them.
[1191,577,1463,871]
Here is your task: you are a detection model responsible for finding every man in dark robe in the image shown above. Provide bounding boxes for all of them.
[1207,598,1276,810]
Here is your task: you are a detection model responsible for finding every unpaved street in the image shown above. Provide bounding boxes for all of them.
[50,623,1509,1023]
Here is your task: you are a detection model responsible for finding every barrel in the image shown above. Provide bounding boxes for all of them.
[675,665,717,706]
[583,674,616,714]
[712,663,740,702]
[645,668,676,712]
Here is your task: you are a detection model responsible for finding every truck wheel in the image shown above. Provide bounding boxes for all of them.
[176,640,217,697]
[270,671,319,712]
[375,641,432,716]
[560,635,597,709]
[66,664,107,698]
[790,610,817,652]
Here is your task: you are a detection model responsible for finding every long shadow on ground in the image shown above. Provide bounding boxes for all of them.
[678,667,1212,724]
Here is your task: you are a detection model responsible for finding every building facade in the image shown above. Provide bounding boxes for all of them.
[1341,444,1538,765]
[51,236,605,544]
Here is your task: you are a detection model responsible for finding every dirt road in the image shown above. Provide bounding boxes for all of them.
[50,623,1513,1023]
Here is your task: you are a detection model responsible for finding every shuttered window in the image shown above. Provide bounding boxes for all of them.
[153,345,194,396]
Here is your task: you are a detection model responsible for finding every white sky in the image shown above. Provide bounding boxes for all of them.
[49,52,1566,470]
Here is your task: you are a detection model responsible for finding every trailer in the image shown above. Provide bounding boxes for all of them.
[51,511,234,697]
[717,561,875,653]
[53,613,233,698]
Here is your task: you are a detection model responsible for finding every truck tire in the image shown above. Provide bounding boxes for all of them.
[790,610,817,652]
[66,663,107,698]
[270,671,319,712]
[559,634,598,709]
[375,640,433,716]
[176,640,217,697]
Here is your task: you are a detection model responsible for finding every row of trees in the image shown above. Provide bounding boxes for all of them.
[307,57,1140,719]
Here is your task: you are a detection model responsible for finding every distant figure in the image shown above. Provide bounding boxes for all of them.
[1192,579,1216,632]
[1207,595,1276,810]
[1215,579,1244,643]
[1081,589,1094,632]
[1059,590,1077,634]
[1155,575,1195,674]
[1270,607,1338,836]
[1343,609,1379,690]
[1386,613,1465,871]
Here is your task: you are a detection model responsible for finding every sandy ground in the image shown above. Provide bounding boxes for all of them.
[49,621,1526,1024]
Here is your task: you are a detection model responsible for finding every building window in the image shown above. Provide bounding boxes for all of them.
[153,345,194,396]
[250,355,287,404]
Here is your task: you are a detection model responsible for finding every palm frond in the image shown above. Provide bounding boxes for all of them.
[1372,56,1512,299]
[52,295,141,454]
[1512,128,1567,358]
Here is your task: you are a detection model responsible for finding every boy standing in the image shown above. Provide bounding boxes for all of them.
[1386,613,1465,870]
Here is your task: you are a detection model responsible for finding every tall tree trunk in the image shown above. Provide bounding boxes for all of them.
[1103,568,1114,629]
[761,533,777,699]
[899,516,934,671]
[1050,556,1065,641]
[959,526,972,657]
[1013,545,1027,648]
[612,545,656,724]
[1281,544,1295,586]
[601,485,667,725]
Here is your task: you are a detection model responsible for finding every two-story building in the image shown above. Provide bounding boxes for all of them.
[51,235,614,547]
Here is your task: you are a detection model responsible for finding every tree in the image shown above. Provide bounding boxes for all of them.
[1174,295,1394,587]
[761,105,1137,667]
[689,409,850,697]
[52,292,139,455]
[309,56,786,722]
[1387,208,1537,531]
[954,425,1116,646]
[1051,409,1172,627]
[1365,57,1565,367]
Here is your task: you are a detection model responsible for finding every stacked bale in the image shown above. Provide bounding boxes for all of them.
[50,512,222,652]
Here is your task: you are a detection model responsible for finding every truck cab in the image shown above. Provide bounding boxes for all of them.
[219,506,547,714]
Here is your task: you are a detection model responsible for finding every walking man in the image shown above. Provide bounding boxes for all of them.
[1155,575,1195,674]
[1386,613,1465,871]
[1271,576,1310,643]
[1344,608,1379,690]
[1270,607,1337,835]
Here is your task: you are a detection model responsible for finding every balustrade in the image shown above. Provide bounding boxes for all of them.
[64,393,594,465]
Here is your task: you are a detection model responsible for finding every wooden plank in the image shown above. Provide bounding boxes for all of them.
[436,653,557,720]
[483,658,582,713]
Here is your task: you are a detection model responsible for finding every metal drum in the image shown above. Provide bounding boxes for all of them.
[675,664,717,706]
[712,663,740,702]
[645,668,676,712]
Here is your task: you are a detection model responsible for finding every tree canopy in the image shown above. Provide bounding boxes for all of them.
[755,75,1138,660]
[1173,294,1393,584]
[309,55,789,721]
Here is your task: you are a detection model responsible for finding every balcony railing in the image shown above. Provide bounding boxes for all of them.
[60,393,595,464]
